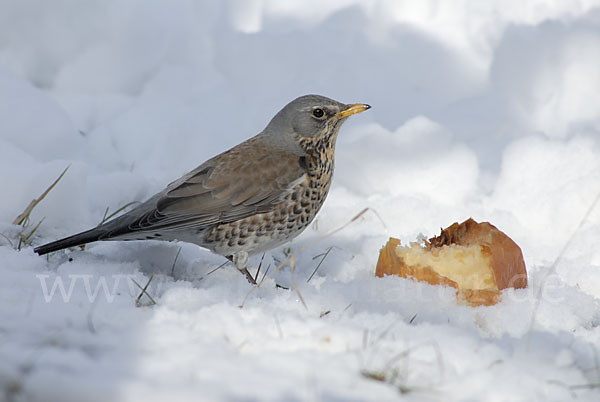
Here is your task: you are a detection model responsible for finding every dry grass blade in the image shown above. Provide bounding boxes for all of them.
[307,246,334,283]
[570,383,600,390]
[18,218,45,250]
[260,263,271,283]
[361,370,387,382]
[204,260,229,278]
[527,189,600,348]
[13,165,69,226]
[170,247,182,276]
[253,253,266,283]
[98,201,140,226]
[132,274,157,307]
[0,232,15,248]
[288,255,307,309]
[240,207,385,308]
[274,314,284,338]
[408,314,417,324]
[382,341,443,375]
[361,340,445,394]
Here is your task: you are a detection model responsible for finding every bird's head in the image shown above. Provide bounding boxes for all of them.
[263,94,370,154]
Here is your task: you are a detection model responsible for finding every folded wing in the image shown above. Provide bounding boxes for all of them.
[110,137,306,236]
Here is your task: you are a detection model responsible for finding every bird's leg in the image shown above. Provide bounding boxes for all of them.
[233,251,256,285]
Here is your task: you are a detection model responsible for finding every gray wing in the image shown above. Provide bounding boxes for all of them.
[105,137,306,238]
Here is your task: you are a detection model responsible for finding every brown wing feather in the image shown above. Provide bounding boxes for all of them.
[123,136,306,233]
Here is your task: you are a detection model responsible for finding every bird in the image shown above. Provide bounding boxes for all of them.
[34,94,371,283]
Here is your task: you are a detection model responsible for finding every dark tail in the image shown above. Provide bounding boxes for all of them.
[34,197,158,255]
[34,228,105,255]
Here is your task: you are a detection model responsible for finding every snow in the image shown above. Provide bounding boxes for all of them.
[1,1,600,401]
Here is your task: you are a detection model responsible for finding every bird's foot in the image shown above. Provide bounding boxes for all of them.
[233,251,256,285]
[239,267,257,285]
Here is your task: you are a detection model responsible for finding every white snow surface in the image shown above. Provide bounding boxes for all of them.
[1,1,600,401]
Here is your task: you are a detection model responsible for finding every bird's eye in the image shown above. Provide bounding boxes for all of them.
[312,108,325,118]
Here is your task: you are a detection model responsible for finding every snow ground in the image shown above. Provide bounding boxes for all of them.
[1,1,600,401]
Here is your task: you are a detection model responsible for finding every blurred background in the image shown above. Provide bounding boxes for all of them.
[2,0,599,167]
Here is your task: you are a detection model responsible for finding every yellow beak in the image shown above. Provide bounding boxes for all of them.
[334,103,371,119]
